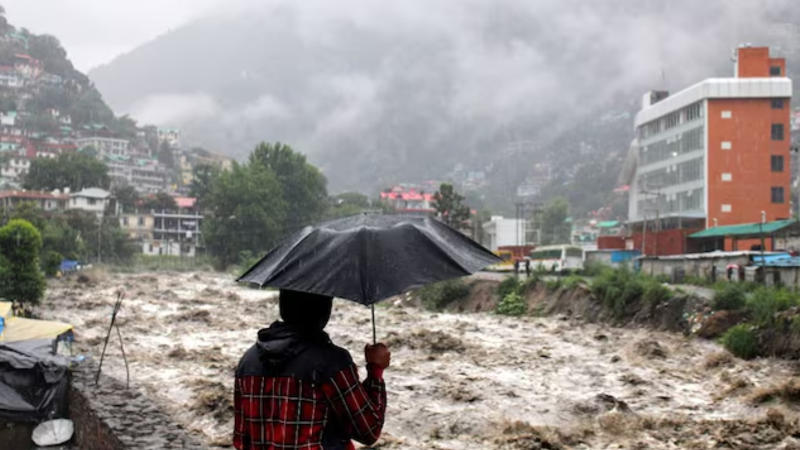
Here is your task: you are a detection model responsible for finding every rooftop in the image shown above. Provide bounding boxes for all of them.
[689,219,797,239]
[635,77,792,126]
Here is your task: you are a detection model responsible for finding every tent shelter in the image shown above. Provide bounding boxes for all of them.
[0,302,73,351]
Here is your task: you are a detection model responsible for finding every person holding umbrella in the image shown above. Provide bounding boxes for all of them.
[233,289,390,449]
[235,214,500,449]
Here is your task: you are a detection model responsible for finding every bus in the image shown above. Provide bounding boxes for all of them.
[529,245,584,273]
[486,249,515,272]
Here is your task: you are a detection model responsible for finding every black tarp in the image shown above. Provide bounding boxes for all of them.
[0,339,69,422]
[238,214,501,304]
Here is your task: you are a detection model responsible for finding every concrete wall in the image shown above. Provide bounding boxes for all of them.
[640,254,751,282]
[69,361,203,449]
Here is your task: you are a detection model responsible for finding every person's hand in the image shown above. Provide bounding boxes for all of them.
[365,343,391,369]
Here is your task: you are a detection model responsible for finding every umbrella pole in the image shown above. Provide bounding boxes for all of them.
[371,304,376,345]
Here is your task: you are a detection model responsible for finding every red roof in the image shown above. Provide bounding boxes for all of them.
[173,196,196,209]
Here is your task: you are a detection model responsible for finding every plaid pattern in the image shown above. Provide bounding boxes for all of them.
[234,364,386,449]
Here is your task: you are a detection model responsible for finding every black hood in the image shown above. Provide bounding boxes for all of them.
[256,321,330,367]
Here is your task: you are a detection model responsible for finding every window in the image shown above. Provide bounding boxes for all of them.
[88,198,96,205]
[721,173,732,182]
[122,217,128,226]
[721,141,732,150]
[770,66,781,76]
[721,110,732,119]
[772,155,784,172]
[772,99,784,109]
[721,204,732,213]
[772,124,784,140]
[138,216,145,226]
[772,187,785,203]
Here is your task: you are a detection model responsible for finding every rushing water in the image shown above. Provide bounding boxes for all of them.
[42,271,800,449]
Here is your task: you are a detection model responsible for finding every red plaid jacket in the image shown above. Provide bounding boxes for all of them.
[234,363,386,449]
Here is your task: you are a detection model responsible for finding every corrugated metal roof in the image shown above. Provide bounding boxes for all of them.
[689,219,797,238]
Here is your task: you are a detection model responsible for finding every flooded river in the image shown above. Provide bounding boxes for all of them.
[41,270,800,449]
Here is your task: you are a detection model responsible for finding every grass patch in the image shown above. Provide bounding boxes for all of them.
[590,266,673,319]
[418,278,470,311]
[562,273,584,290]
[721,324,759,359]
[544,278,562,292]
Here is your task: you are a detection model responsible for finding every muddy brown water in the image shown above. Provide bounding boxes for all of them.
[41,271,800,449]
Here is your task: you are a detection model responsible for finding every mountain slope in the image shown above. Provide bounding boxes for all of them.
[89,0,800,212]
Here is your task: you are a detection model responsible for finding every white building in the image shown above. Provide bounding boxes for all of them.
[75,136,130,158]
[68,187,118,218]
[482,216,529,251]
[0,156,29,182]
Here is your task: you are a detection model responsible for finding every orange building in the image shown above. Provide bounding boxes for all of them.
[627,46,792,254]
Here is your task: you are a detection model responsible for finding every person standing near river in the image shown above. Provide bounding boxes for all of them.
[233,289,391,450]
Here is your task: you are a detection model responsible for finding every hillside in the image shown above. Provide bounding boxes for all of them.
[0,10,127,138]
[89,1,800,216]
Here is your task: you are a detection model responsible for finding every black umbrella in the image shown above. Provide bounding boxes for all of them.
[237,214,501,342]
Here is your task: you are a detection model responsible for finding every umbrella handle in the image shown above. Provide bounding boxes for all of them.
[371,304,376,345]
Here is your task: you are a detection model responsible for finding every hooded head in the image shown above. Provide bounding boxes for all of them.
[279,289,333,333]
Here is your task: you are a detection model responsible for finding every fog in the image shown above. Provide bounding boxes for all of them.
[88,0,800,193]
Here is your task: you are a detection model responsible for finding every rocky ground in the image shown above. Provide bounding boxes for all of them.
[40,270,800,449]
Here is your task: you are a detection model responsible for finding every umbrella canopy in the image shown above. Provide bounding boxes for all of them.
[237,214,500,304]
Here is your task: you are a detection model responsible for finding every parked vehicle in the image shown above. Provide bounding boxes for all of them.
[529,244,584,273]
[486,249,515,271]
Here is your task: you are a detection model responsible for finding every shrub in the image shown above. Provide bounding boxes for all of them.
[582,261,609,277]
[419,278,470,310]
[713,284,746,311]
[721,324,759,359]
[0,219,45,305]
[746,287,800,327]
[42,250,62,277]
[497,276,521,300]
[642,279,672,306]
[496,291,527,316]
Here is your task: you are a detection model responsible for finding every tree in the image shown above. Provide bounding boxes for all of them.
[113,184,140,213]
[0,219,45,305]
[190,163,221,208]
[249,142,327,232]
[326,192,370,219]
[432,183,470,228]
[140,192,177,212]
[202,163,286,269]
[23,152,109,191]
[540,197,571,245]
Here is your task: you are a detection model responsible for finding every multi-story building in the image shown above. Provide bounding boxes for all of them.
[106,156,168,194]
[119,212,154,240]
[379,185,436,214]
[74,136,129,158]
[157,128,180,148]
[0,190,68,212]
[68,187,118,218]
[625,46,792,254]
[482,216,531,251]
[146,197,203,257]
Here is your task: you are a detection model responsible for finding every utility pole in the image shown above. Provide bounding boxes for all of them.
[760,210,766,284]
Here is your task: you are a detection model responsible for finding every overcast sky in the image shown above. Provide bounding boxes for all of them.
[2,0,226,71]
